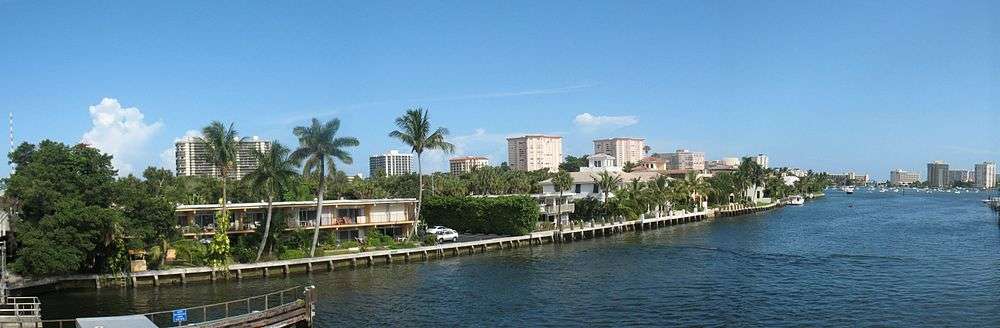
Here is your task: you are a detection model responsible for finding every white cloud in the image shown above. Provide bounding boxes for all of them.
[81,98,163,175]
[573,113,639,131]
[159,147,176,171]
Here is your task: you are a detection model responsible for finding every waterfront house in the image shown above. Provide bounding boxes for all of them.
[175,198,418,241]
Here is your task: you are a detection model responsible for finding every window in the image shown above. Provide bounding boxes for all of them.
[592,184,599,193]
[575,184,581,193]
[299,209,317,221]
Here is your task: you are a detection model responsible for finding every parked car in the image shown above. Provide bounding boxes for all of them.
[426,226,448,234]
[435,229,458,243]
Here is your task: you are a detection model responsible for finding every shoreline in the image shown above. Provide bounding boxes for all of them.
[12,203,786,294]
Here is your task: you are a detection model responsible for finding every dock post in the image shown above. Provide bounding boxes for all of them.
[283,265,289,276]
[351,258,358,268]
[386,254,393,264]
[95,278,101,289]
[307,263,313,272]
[367,256,374,266]
[153,275,159,286]
[236,269,242,280]
[328,260,335,271]
[180,272,186,284]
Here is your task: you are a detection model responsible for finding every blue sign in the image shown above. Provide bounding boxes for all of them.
[172,309,188,323]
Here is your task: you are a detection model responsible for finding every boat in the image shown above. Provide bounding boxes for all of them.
[785,195,805,205]
[843,186,855,194]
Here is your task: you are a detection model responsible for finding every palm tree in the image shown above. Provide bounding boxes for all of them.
[647,175,670,217]
[290,118,360,257]
[243,141,298,261]
[682,172,713,210]
[592,171,622,222]
[551,170,573,232]
[195,121,242,215]
[389,108,454,230]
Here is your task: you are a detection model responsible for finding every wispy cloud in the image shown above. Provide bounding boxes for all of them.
[573,112,639,132]
[275,83,598,126]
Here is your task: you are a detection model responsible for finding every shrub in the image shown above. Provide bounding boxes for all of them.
[172,239,208,266]
[230,246,256,264]
[422,195,539,235]
[422,234,438,246]
[279,249,308,260]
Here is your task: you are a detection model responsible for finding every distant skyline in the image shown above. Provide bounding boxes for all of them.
[1,1,997,180]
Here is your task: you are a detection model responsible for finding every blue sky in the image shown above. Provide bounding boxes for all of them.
[1,1,997,180]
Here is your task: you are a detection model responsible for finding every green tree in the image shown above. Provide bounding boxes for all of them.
[6,141,116,222]
[622,162,638,173]
[388,108,455,229]
[114,175,177,269]
[290,118,360,257]
[13,201,125,276]
[242,141,299,261]
[196,121,242,267]
[551,170,573,232]
[195,121,242,214]
[592,171,622,221]
[559,155,589,172]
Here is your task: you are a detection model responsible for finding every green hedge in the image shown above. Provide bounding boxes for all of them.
[422,195,540,236]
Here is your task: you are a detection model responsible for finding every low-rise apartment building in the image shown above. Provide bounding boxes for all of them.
[175,198,418,241]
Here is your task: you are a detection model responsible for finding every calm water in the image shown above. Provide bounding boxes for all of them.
[39,191,1000,327]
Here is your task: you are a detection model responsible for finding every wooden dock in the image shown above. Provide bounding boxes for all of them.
[36,286,316,328]
[10,206,782,292]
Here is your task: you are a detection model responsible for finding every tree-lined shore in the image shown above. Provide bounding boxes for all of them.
[1,109,830,278]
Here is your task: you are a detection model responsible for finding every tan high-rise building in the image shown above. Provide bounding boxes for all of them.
[175,135,271,179]
[507,135,563,172]
[890,169,920,186]
[593,137,646,166]
[654,149,705,171]
[449,156,489,174]
[974,161,996,188]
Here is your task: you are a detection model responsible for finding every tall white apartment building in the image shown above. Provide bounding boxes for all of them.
[449,156,489,174]
[593,137,646,166]
[369,150,414,177]
[175,135,271,179]
[974,161,996,188]
[752,154,769,169]
[507,135,563,173]
[890,169,920,186]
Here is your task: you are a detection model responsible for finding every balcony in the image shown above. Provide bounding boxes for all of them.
[541,203,575,215]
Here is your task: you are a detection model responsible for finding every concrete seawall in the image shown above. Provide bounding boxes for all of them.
[11,205,783,292]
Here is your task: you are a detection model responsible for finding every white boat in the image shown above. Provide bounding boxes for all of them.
[785,195,805,205]
[843,186,855,194]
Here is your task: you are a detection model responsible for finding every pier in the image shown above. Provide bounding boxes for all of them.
[9,205,783,292]
[35,286,316,328]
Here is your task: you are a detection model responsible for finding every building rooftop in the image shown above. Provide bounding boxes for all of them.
[449,156,489,161]
[594,137,646,141]
[176,198,418,212]
[506,134,562,140]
